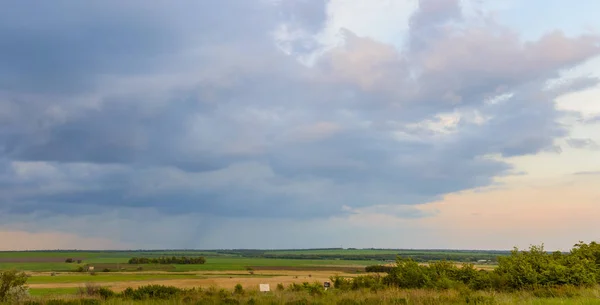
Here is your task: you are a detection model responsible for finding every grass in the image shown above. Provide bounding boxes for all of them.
[170,257,382,271]
[0,258,380,273]
[0,262,79,272]
[27,287,79,296]
[27,273,203,284]
[19,286,600,304]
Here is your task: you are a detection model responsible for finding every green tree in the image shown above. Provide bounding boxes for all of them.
[384,257,431,288]
[0,270,29,302]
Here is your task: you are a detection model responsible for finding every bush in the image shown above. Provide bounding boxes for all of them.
[304,282,325,296]
[65,258,74,263]
[98,287,116,299]
[233,283,244,295]
[77,283,100,296]
[288,283,301,292]
[0,270,29,303]
[121,284,182,300]
[276,283,285,291]
[384,258,432,288]
[365,265,394,273]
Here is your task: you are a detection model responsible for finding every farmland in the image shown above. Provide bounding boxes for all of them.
[0,248,502,290]
[5,246,600,304]
[0,248,505,273]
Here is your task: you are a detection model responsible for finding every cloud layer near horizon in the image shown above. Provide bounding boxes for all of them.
[1,0,600,249]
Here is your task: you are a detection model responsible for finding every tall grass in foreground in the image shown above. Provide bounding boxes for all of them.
[14,284,600,305]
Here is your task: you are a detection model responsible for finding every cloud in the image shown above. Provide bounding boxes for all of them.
[1,0,599,247]
[583,114,600,124]
[573,171,600,176]
[566,138,600,150]
[0,230,125,251]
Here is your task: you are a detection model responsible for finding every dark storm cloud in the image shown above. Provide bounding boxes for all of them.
[0,0,599,223]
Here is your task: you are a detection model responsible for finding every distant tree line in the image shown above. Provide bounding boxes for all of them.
[211,248,505,262]
[236,253,501,262]
[128,256,206,265]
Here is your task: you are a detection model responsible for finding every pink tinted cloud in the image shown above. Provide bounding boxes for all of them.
[0,230,125,250]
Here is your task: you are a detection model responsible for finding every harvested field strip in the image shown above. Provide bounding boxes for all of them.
[27,272,283,285]
[28,274,333,292]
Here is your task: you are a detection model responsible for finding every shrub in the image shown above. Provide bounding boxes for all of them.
[0,270,29,303]
[288,283,304,292]
[98,287,115,299]
[384,258,432,288]
[304,282,325,296]
[121,284,182,300]
[65,258,74,263]
[77,282,100,296]
[365,265,394,273]
[234,283,244,295]
[276,283,285,291]
[102,268,110,272]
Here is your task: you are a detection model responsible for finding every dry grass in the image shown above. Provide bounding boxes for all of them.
[27,269,347,292]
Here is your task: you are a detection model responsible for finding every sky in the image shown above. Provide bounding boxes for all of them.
[1,0,600,251]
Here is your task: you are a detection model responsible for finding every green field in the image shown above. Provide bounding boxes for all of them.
[27,273,203,284]
[0,257,386,272]
[266,249,503,255]
[0,248,507,274]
